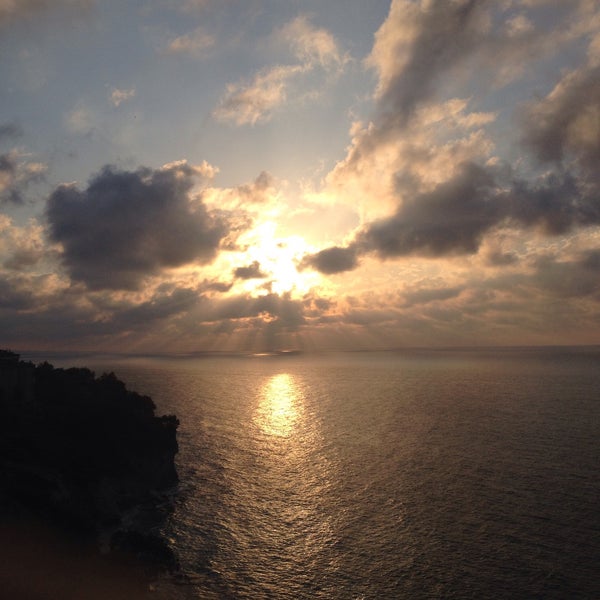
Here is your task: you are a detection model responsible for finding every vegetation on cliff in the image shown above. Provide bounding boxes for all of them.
[0,353,180,573]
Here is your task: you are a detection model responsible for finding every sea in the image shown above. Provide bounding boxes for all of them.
[23,347,600,599]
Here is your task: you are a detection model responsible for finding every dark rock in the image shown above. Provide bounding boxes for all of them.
[111,529,180,573]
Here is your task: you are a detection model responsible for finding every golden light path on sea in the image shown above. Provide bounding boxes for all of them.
[255,373,302,438]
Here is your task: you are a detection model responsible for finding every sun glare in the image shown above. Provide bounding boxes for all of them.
[240,222,320,296]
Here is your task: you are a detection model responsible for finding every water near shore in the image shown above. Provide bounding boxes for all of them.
[23,348,600,599]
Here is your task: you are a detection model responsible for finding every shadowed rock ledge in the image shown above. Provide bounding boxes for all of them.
[0,350,181,582]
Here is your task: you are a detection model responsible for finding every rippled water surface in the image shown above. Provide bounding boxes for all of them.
[44,349,600,599]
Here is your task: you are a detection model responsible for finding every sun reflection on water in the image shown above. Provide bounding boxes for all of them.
[255,373,301,437]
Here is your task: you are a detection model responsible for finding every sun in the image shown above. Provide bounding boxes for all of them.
[239,221,320,297]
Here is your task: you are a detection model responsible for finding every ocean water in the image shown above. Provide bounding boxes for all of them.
[33,348,600,599]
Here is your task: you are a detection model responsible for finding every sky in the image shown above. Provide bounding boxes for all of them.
[1,0,600,353]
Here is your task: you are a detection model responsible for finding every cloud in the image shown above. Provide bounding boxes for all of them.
[306,159,600,273]
[0,122,23,141]
[531,251,600,299]
[213,64,305,126]
[234,260,266,280]
[165,26,215,57]
[0,274,312,350]
[366,1,590,123]
[0,215,47,270]
[0,150,46,205]
[522,64,600,177]
[308,2,600,275]
[199,170,277,221]
[358,162,500,259]
[276,15,346,69]
[0,0,92,25]
[328,1,593,204]
[483,248,518,266]
[301,246,359,275]
[306,162,504,273]
[0,153,20,204]
[105,286,201,330]
[46,161,237,290]
[402,285,463,307]
[367,0,490,125]
[214,15,346,126]
[235,171,276,204]
[297,246,600,347]
[506,13,534,37]
[109,87,136,107]
[65,104,96,135]
[506,171,600,235]
[199,279,232,294]
[0,275,36,310]
[208,292,306,331]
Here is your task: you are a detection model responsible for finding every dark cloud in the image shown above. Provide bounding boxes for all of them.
[402,286,462,307]
[303,296,334,313]
[532,251,600,299]
[0,276,35,310]
[373,1,583,129]
[301,245,359,275]
[358,162,499,259]
[234,260,266,280]
[0,152,45,205]
[378,0,488,125]
[199,279,233,293]
[0,153,17,175]
[484,249,518,267]
[46,162,234,290]
[523,65,600,176]
[107,287,201,330]
[580,249,600,272]
[0,153,20,204]
[0,281,143,347]
[507,172,599,235]
[0,122,23,141]
[306,161,600,273]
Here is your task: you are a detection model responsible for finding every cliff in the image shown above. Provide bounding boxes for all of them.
[0,353,180,574]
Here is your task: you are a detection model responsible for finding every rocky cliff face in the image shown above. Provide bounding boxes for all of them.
[0,354,180,571]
